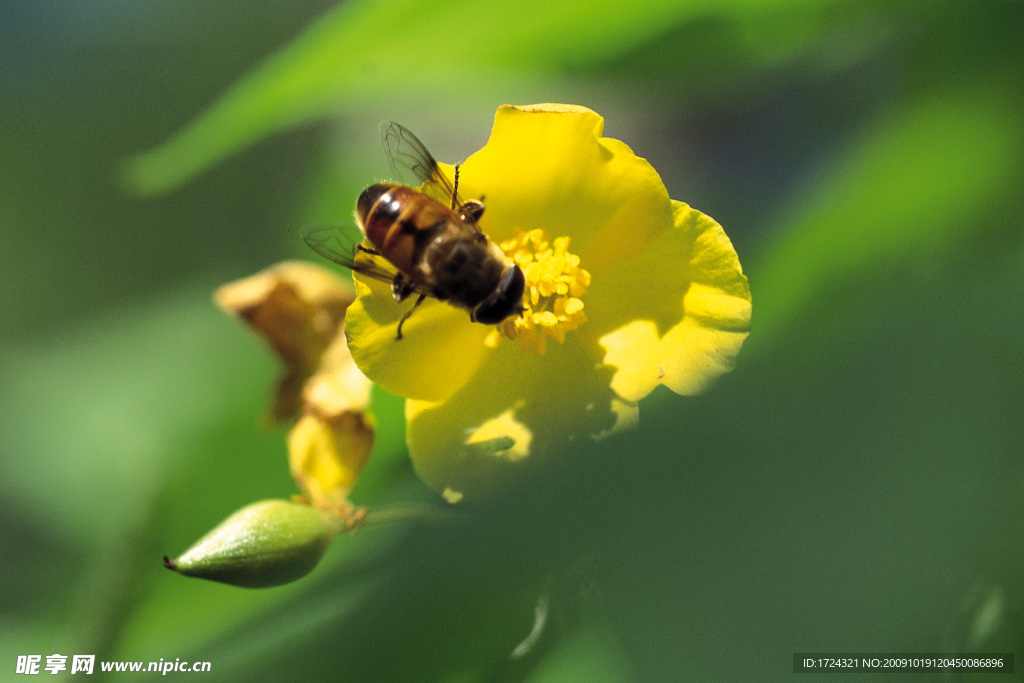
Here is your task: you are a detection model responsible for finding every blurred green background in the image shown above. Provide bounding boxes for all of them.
[2,0,1022,680]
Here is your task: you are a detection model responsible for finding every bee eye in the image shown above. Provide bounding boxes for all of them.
[357,183,393,221]
[458,200,485,224]
[473,266,525,324]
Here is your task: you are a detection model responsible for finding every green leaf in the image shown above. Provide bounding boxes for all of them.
[749,85,1023,347]
[123,0,851,195]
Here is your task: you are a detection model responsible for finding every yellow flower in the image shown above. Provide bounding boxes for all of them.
[344,104,751,500]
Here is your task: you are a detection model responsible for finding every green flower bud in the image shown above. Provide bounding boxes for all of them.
[163,499,345,588]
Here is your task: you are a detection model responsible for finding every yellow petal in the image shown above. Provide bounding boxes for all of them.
[591,201,751,402]
[464,410,534,462]
[457,105,672,261]
[344,272,493,402]
[405,339,625,498]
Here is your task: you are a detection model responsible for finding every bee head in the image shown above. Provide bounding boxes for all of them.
[473,265,526,325]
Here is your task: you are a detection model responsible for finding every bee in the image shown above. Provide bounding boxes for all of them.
[303,122,525,340]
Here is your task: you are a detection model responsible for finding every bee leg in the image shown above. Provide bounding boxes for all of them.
[355,244,382,256]
[395,293,427,340]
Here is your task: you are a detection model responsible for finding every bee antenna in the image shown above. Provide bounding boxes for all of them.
[451,163,461,210]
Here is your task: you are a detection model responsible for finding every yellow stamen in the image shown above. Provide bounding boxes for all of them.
[485,229,590,355]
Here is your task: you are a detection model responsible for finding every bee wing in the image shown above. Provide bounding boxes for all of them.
[379,121,461,208]
[301,223,400,284]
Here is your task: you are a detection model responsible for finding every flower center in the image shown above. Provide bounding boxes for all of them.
[486,229,591,355]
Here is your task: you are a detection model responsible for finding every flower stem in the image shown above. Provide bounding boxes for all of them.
[359,502,457,528]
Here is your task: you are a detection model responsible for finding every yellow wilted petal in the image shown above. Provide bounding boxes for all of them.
[215,261,355,421]
[302,334,372,416]
[288,410,373,512]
